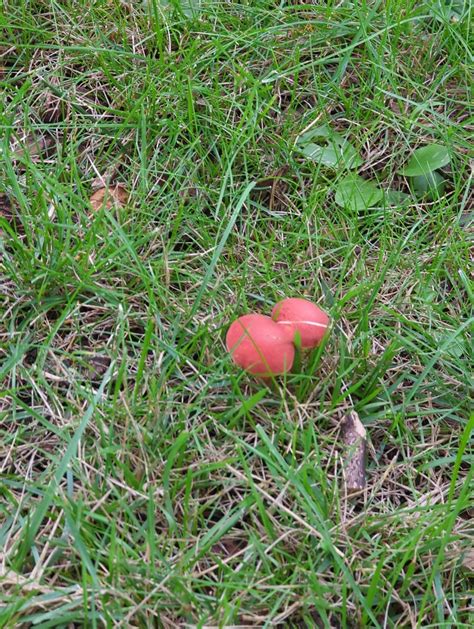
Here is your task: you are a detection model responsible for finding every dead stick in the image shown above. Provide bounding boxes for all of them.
[341,410,367,496]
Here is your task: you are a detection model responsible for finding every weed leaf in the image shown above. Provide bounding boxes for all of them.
[297,125,362,169]
[334,174,383,211]
[399,144,451,176]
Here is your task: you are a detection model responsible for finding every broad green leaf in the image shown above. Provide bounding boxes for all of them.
[297,125,362,169]
[297,125,333,144]
[411,171,446,200]
[384,189,411,206]
[301,143,361,168]
[342,145,363,169]
[334,175,383,211]
[300,144,351,168]
[399,144,451,176]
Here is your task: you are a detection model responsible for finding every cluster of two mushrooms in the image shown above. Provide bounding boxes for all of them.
[226,298,329,378]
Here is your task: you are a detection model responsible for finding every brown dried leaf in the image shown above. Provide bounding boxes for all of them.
[89,184,129,211]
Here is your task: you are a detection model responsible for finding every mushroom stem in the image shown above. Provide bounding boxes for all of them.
[340,410,367,497]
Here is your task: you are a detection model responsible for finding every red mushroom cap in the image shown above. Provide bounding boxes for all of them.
[226,314,295,376]
[272,298,329,349]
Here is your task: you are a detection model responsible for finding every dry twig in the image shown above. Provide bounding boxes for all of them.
[341,410,367,497]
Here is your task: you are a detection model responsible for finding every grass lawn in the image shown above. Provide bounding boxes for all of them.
[1,1,473,626]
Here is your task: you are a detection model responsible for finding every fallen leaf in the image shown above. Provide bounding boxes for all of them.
[89,184,129,211]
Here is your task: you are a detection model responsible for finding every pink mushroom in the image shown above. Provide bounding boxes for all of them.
[226,314,295,376]
[272,298,329,349]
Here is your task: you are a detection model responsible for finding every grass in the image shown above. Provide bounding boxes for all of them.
[0,0,473,626]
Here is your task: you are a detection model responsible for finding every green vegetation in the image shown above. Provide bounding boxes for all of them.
[1,0,472,626]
